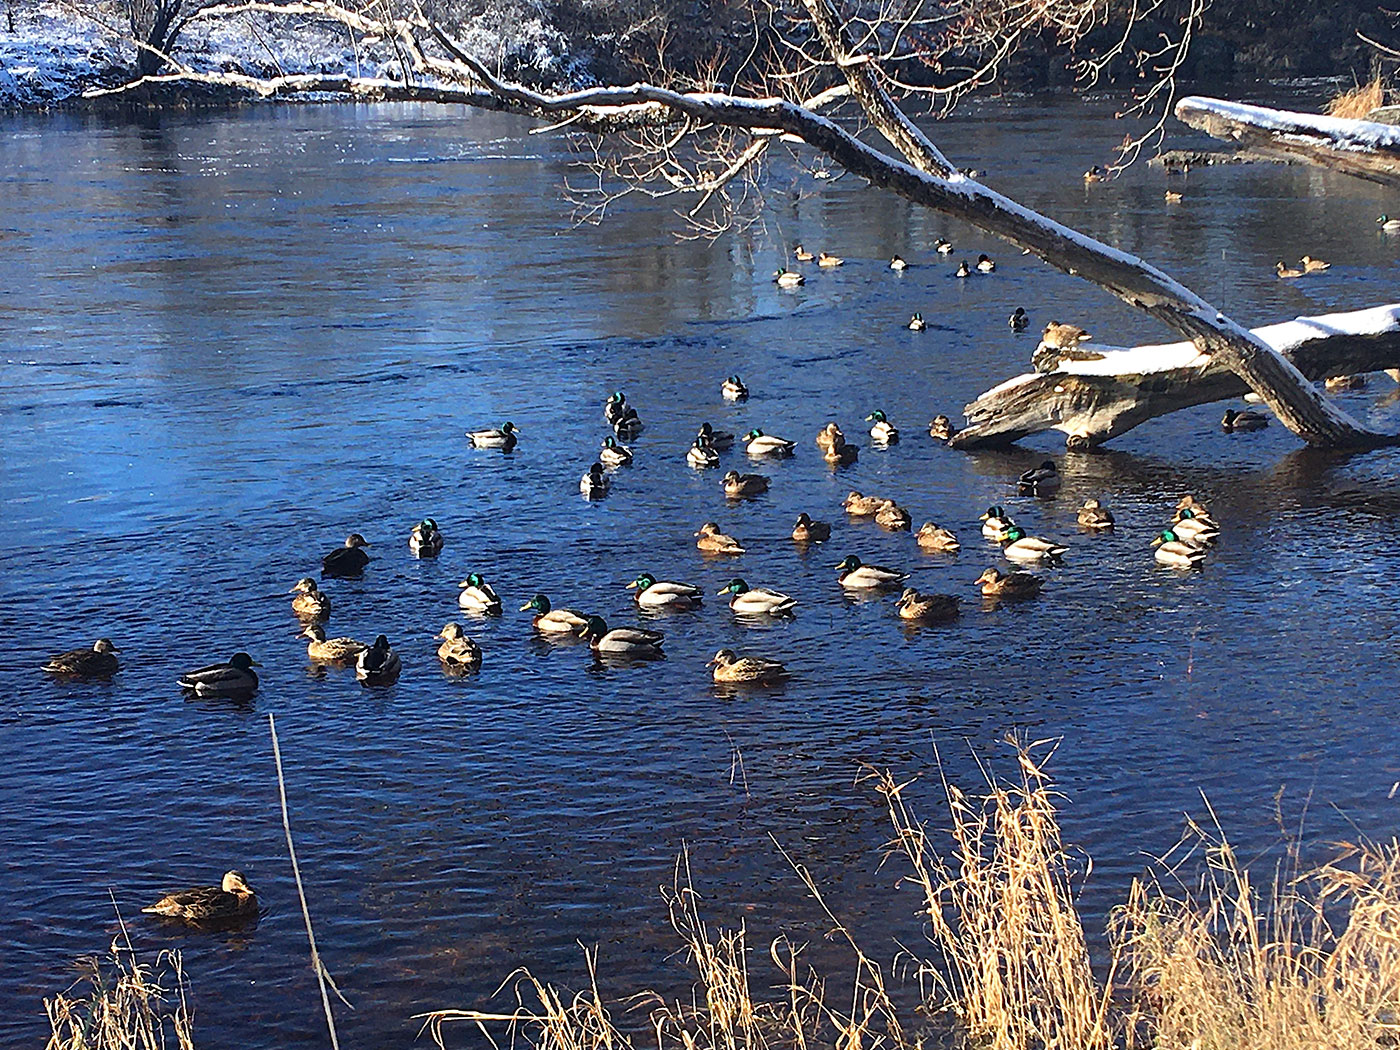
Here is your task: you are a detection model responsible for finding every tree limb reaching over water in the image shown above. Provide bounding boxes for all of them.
[90,0,1400,449]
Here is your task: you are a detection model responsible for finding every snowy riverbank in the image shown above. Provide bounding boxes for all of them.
[0,1,578,109]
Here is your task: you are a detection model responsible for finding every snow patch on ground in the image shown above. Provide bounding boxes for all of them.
[0,0,577,108]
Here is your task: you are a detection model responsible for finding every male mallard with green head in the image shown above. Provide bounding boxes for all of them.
[178,653,259,697]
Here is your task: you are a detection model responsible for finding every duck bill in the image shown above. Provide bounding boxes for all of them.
[1150,536,1164,548]
[518,602,535,612]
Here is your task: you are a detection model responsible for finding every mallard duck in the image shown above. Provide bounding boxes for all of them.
[866,409,900,443]
[976,254,996,273]
[613,407,643,438]
[629,573,703,608]
[1009,307,1029,332]
[1325,373,1367,391]
[322,534,370,577]
[603,391,629,426]
[845,491,886,517]
[743,428,796,456]
[818,251,843,267]
[908,313,927,331]
[436,622,483,667]
[717,578,797,615]
[979,505,1014,538]
[356,635,401,685]
[42,638,120,677]
[792,513,832,543]
[1301,255,1331,272]
[834,554,907,590]
[1077,498,1115,529]
[723,470,769,498]
[519,594,589,634]
[301,623,365,664]
[1018,460,1062,495]
[889,255,908,271]
[916,522,960,552]
[709,648,789,684]
[815,422,846,450]
[288,578,331,620]
[579,615,664,656]
[955,260,972,278]
[1164,190,1183,203]
[1276,260,1304,279]
[688,436,721,468]
[774,268,805,287]
[1170,508,1219,543]
[721,375,749,401]
[996,525,1067,564]
[409,518,444,558]
[875,500,912,531]
[1151,529,1207,569]
[698,422,734,450]
[793,244,815,262]
[599,436,633,466]
[1222,408,1268,432]
[824,441,859,466]
[177,653,259,697]
[975,567,1042,599]
[1380,215,1400,232]
[928,415,957,442]
[458,573,503,614]
[695,521,745,555]
[1176,494,1213,518]
[580,462,610,498]
[467,421,519,450]
[896,588,960,622]
[143,870,256,923]
[1083,165,1106,182]
[1041,321,1091,350]
[935,238,953,255]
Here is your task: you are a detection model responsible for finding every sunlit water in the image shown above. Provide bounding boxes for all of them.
[3,87,1400,1048]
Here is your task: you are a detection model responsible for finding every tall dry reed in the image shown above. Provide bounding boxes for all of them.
[44,941,194,1050]
[1117,810,1400,1050]
[1325,78,1388,120]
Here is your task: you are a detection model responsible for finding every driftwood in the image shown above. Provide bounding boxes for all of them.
[953,306,1400,449]
[1175,96,1400,187]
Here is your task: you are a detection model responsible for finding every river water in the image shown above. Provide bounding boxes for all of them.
[3,88,1400,1048]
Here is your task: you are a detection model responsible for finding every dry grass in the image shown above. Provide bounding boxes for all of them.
[868,744,1115,1050]
[44,941,194,1050]
[1117,810,1400,1050]
[354,738,1400,1050]
[1325,78,1388,120]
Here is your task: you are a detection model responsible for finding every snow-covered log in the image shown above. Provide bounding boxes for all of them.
[953,305,1400,449]
[1175,96,1400,187]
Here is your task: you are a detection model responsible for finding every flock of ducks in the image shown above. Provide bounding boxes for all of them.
[43,376,1239,748]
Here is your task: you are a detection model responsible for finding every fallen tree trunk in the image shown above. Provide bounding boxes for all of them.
[953,305,1400,449]
[1175,96,1400,187]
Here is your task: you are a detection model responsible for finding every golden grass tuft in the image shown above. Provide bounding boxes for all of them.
[370,738,1400,1050]
[1117,813,1400,1050]
[1325,78,1388,120]
[44,943,195,1050]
